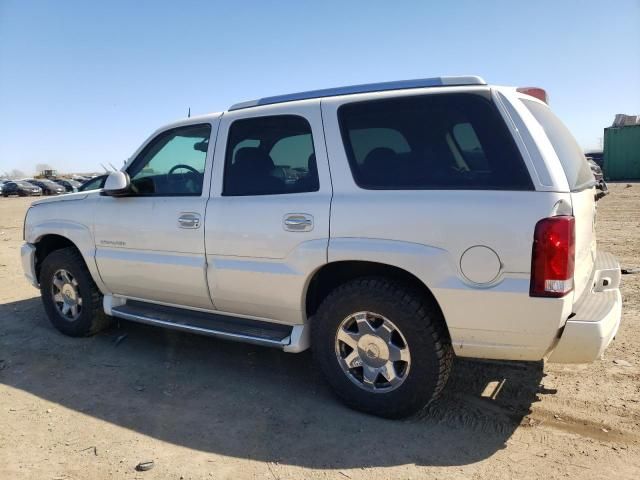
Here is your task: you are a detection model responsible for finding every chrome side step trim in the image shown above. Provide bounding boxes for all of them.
[111,306,291,349]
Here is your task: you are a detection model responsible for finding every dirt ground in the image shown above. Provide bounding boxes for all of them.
[1,184,639,480]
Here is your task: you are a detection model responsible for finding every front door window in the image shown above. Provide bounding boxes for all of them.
[127,124,211,196]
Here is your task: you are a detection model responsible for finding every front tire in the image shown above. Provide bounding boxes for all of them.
[312,277,453,418]
[40,247,112,336]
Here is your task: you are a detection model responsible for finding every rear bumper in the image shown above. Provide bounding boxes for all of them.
[547,251,622,363]
[21,243,39,288]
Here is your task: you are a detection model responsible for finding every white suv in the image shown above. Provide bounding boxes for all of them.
[21,76,622,418]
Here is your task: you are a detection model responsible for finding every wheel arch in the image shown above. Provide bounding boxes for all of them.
[304,260,451,340]
[29,223,107,294]
[34,234,78,282]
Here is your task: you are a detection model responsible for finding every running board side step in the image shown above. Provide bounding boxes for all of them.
[109,300,309,351]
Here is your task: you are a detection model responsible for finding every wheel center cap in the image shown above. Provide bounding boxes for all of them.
[61,284,76,302]
[365,343,380,359]
[357,334,389,367]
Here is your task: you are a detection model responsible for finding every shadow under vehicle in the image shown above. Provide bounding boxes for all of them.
[0,297,549,469]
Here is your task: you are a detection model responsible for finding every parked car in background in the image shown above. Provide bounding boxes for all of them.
[587,158,608,200]
[54,179,82,193]
[2,180,42,197]
[585,150,604,169]
[78,174,107,192]
[27,179,66,195]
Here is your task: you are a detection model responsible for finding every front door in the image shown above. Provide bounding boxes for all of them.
[94,122,217,309]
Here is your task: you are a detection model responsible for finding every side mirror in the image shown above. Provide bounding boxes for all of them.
[102,171,131,196]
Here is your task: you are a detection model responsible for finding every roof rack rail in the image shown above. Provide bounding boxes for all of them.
[228,75,486,111]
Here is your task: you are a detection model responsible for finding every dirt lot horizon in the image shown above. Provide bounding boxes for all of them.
[1,184,639,479]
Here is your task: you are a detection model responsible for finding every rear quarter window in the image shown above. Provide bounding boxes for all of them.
[522,99,594,191]
[338,92,533,190]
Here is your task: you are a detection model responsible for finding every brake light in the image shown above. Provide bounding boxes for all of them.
[530,216,575,297]
[517,87,549,104]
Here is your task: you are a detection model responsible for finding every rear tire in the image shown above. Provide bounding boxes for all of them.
[40,247,112,337]
[312,277,453,419]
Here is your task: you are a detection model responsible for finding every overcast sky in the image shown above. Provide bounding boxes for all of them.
[1,0,639,175]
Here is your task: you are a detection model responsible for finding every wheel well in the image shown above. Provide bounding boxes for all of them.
[305,261,449,336]
[34,235,78,282]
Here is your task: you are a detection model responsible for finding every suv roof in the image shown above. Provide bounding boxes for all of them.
[228,75,487,111]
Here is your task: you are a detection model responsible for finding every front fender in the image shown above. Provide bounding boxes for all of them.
[26,216,108,294]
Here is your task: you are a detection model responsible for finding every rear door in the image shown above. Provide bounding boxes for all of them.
[205,100,331,324]
[521,98,597,301]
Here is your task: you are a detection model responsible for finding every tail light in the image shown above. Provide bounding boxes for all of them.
[530,216,575,297]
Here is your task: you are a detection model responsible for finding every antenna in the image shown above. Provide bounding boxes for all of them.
[109,162,118,171]
[188,107,191,118]
[100,163,109,173]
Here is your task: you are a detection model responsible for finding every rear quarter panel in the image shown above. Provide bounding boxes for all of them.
[321,88,574,360]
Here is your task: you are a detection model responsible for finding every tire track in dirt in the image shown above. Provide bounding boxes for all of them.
[525,407,640,444]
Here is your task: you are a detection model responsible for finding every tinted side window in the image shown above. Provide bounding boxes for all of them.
[223,115,319,196]
[127,124,211,196]
[451,122,489,170]
[348,128,410,162]
[522,99,594,190]
[338,93,533,190]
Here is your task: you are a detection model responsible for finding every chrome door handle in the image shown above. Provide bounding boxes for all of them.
[178,213,201,229]
[283,214,313,232]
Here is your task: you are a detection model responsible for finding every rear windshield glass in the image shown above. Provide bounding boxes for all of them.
[338,92,533,190]
[522,99,594,191]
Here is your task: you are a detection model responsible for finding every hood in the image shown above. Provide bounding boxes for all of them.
[31,191,92,206]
